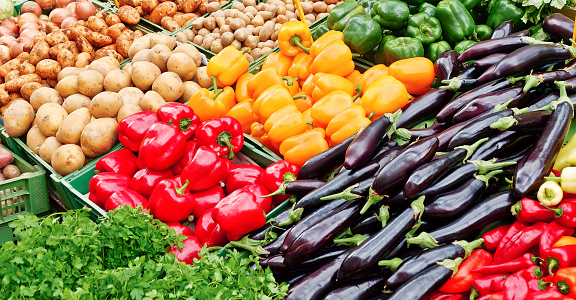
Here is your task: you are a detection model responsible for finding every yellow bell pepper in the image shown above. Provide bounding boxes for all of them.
[311,73,355,102]
[235,73,254,102]
[310,39,355,78]
[309,30,344,59]
[188,78,236,121]
[247,68,286,100]
[252,84,296,123]
[284,76,300,96]
[553,236,576,247]
[326,105,371,146]
[280,128,329,167]
[278,21,312,57]
[360,75,410,119]
[388,57,435,96]
[293,92,313,112]
[357,64,389,94]
[311,91,355,128]
[226,101,257,134]
[300,74,315,96]
[264,105,307,149]
[262,52,293,77]
[288,53,313,82]
[345,70,362,88]
[207,46,250,87]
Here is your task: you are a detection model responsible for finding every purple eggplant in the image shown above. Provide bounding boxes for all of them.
[262,229,290,256]
[458,64,483,80]
[435,50,460,81]
[324,275,388,300]
[528,90,561,110]
[491,20,514,39]
[284,179,326,195]
[386,263,457,299]
[495,110,553,133]
[448,109,514,150]
[297,133,356,180]
[452,87,528,123]
[473,53,507,72]
[396,89,455,128]
[457,36,542,63]
[509,30,530,37]
[543,13,574,41]
[469,131,537,161]
[523,59,576,92]
[475,62,499,84]
[408,122,451,140]
[344,113,392,169]
[440,77,478,92]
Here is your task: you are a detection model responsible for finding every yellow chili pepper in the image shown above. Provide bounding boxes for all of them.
[554,133,576,172]
[288,53,313,82]
[207,45,250,87]
[278,21,312,57]
[311,91,355,128]
[226,101,257,134]
[264,105,307,149]
[262,52,293,77]
[280,128,329,167]
[553,236,576,247]
[311,73,356,102]
[284,76,300,96]
[293,92,313,112]
[247,68,286,100]
[360,75,410,118]
[309,30,344,59]
[252,84,296,123]
[188,78,236,121]
[357,64,389,94]
[235,73,254,102]
[345,70,362,88]
[326,105,371,146]
[310,39,355,78]
[300,74,315,96]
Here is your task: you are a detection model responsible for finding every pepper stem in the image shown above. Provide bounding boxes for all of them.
[378,257,403,272]
[455,137,489,162]
[544,176,562,182]
[361,188,383,214]
[351,53,361,57]
[511,201,523,216]
[211,76,223,100]
[491,116,517,131]
[226,236,270,257]
[352,85,362,102]
[282,76,294,86]
[542,204,564,218]
[523,74,541,92]
[453,238,484,259]
[437,257,464,277]
[175,180,190,195]
[292,95,308,100]
[557,280,571,295]
[333,234,367,246]
[217,131,235,159]
[321,184,361,201]
[179,118,193,131]
[407,231,440,249]
[474,170,504,187]
[547,257,560,275]
[289,35,310,52]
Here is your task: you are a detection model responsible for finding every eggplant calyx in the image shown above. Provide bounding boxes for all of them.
[538,81,574,114]
[377,205,390,228]
[320,184,361,201]
[278,207,303,227]
[437,257,464,276]
[455,137,489,162]
[361,190,384,215]
[333,234,367,247]
[512,107,529,115]
[440,77,463,91]
[378,257,403,272]
[471,159,516,175]
[523,36,554,46]
[474,169,504,187]
[523,74,540,92]
[490,116,517,131]
[263,183,288,197]
[407,231,440,249]
[406,196,426,238]
[565,42,576,58]
[494,99,514,112]
[453,238,484,259]
[226,236,270,257]
[384,109,403,139]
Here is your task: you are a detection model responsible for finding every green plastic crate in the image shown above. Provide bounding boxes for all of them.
[0,127,26,162]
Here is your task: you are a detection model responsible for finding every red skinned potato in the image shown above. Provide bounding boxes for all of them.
[0,146,14,169]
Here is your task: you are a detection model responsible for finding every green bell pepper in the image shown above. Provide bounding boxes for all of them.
[405,13,442,45]
[360,0,378,14]
[454,40,477,54]
[312,23,329,40]
[403,0,427,6]
[327,0,366,31]
[383,37,424,66]
[418,2,436,17]
[408,4,420,14]
[435,0,475,44]
[343,15,383,55]
[469,7,489,26]
[373,35,397,64]
[486,0,524,29]
[458,0,481,10]
[425,40,451,62]
[473,24,493,41]
[370,0,410,31]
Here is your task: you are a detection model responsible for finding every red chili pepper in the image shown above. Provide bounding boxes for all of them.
[171,141,199,175]
[168,235,203,265]
[483,224,511,252]
[473,274,508,296]
[497,221,529,254]
[165,222,194,237]
[491,275,508,293]
[131,168,174,199]
[552,169,563,177]
[94,148,139,177]
[224,164,264,194]
[547,202,576,228]
[547,245,576,275]
[137,122,187,171]
[148,179,196,222]
[88,172,131,208]
[118,111,158,152]
[440,249,493,293]
[540,221,575,260]
[429,293,464,300]
[493,222,548,264]
[157,102,201,140]
[515,266,543,281]
[196,116,244,159]
[473,253,536,275]
[527,291,565,300]
[190,185,224,220]
[181,146,230,191]
[195,208,228,247]
[103,189,148,212]
[260,160,300,205]
[478,292,504,300]
[503,275,529,300]
[511,198,557,223]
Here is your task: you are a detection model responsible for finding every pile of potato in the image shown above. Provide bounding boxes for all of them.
[175,0,342,60]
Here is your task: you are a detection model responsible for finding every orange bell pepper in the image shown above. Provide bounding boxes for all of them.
[360,75,410,118]
[262,52,293,77]
[264,105,307,149]
[388,57,435,95]
[247,68,286,100]
[345,70,362,88]
[278,21,312,57]
[326,105,371,146]
[302,108,314,130]
[309,30,344,59]
[235,73,254,102]
[310,39,355,78]
[250,122,265,140]
[300,74,315,95]
[288,53,313,82]
[226,101,257,134]
[554,236,576,247]
[357,64,389,94]
[284,76,300,96]
[554,267,576,298]
[293,92,313,112]
[311,91,355,128]
[252,84,296,123]
[207,45,250,87]
[279,128,329,167]
[311,73,356,102]
[188,78,236,121]
[260,134,280,154]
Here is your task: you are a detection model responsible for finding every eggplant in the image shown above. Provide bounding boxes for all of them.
[491,20,514,39]
[434,50,460,81]
[370,141,401,163]
[408,122,451,140]
[249,205,291,240]
[283,201,363,266]
[386,264,455,300]
[452,87,528,123]
[396,89,455,129]
[284,179,326,196]
[324,275,388,300]
[523,59,576,92]
[298,134,356,179]
[469,130,538,161]
[448,109,514,150]
[440,77,478,92]
[458,64,483,80]
[509,30,530,37]
[283,272,313,286]
[500,110,552,133]
[473,53,507,72]
[351,214,380,233]
[457,36,541,63]
[543,13,574,41]
[528,90,560,110]
[262,229,290,256]
[344,114,392,169]
[262,248,347,275]
[337,207,417,282]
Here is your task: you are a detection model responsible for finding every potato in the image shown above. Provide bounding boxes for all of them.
[259,20,274,42]
[0,58,21,78]
[94,49,124,63]
[0,146,13,168]
[74,53,91,68]
[56,75,79,98]
[56,49,75,69]
[142,0,160,12]
[5,74,42,93]
[118,87,144,106]
[3,164,20,179]
[56,107,91,144]
[45,31,68,47]
[176,31,188,43]
[206,1,220,13]
[77,70,105,97]
[81,118,119,157]
[57,67,82,82]
[86,30,113,48]
[193,35,203,46]
[201,36,214,50]
[107,23,127,42]
[90,91,123,118]
[179,81,201,103]
[151,72,184,102]
[167,53,197,82]
[161,16,180,32]
[36,59,62,80]
[140,90,166,112]
[61,94,91,114]
[36,103,68,137]
[118,5,141,24]
[87,16,109,35]
[128,35,151,59]
[20,82,43,101]
[106,13,122,26]
[88,60,118,78]
[103,70,132,93]
[149,33,176,50]
[39,137,60,166]
[173,43,202,67]
[115,30,135,58]
[149,2,177,24]
[19,61,35,75]
[51,144,85,176]
[122,62,132,74]
[131,61,162,90]
[244,35,259,48]
[30,87,63,111]
[175,13,196,27]
[0,88,7,106]
[117,104,143,122]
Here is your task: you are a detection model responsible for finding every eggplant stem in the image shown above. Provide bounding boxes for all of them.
[494,98,514,112]
[406,196,426,238]
[278,207,303,227]
[453,238,484,259]
[437,257,464,276]
[490,116,517,131]
[333,234,367,246]
[441,77,463,91]
[225,236,270,257]
[407,231,440,249]
[262,183,287,197]
[377,205,390,228]
[361,190,383,215]
[544,176,562,182]
[455,137,489,162]
[474,169,504,187]
[320,183,361,201]
[471,159,516,175]
[378,257,403,272]
[523,75,540,92]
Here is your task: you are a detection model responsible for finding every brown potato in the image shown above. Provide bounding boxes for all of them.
[142,0,160,12]
[105,14,122,26]
[26,125,47,155]
[36,59,62,80]
[140,90,166,112]
[80,118,119,157]
[86,30,113,48]
[115,30,135,58]
[57,67,82,82]
[167,53,196,81]
[108,23,127,42]
[152,72,184,102]
[20,82,43,101]
[117,104,143,122]
[77,70,105,97]
[3,164,20,179]
[87,16,109,35]
[194,66,212,88]
[131,61,161,91]
[45,31,68,47]
[90,91,123,118]
[118,5,141,24]
[161,16,180,32]
[0,146,13,169]
[76,36,95,58]
[88,59,118,78]
[56,107,91,144]
[0,58,21,78]
[30,87,63,111]
[39,137,62,164]
[55,75,79,98]
[36,103,68,137]
[104,70,132,92]
[179,81,201,103]
[128,35,151,59]
[19,61,35,75]
[75,53,92,68]
[57,49,75,68]
[62,94,91,113]
[118,87,144,106]
[172,43,202,67]
[5,74,42,92]
[51,144,86,175]
[149,2,177,24]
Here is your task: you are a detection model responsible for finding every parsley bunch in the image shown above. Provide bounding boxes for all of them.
[0,206,289,299]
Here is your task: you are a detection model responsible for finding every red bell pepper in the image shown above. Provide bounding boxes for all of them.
[195,208,228,247]
[527,291,565,300]
[511,198,557,223]
[440,249,493,293]
[429,293,464,300]
[473,274,508,296]
[118,111,158,152]
[181,146,229,191]
[137,122,186,171]
[493,222,548,264]
[483,224,511,252]
[157,102,201,140]
[527,279,553,293]
[88,172,131,208]
[547,245,576,275]
[148,179,196,222]
[478,293,504,300]
[190,185,224,219]
[165,221,194,237]
[242,184,272,213]
[168,235,203,265]
[473,253,537,275]
[196,116,244,159]
[171,141,199,175]
[503,275,529,300]
[547,202,576,228]
[225,164,264,194]
[260,160,300,205]
[540,221,575,260]
[94,148,138,177]
[104,189,148,212]
[131,168,174,199]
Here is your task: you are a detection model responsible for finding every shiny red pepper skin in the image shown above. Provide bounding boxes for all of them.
[440,249,493,293]
[104,189,148,211]
[547,245,576,274]
[148,179,196,222]
[138,122,187,171]
[473,274,508,296]
[540,221,574,260]
[181,146,230,191]
[94,148,138,177]
[242,184,272,213]
[494,222,548,264]
[511,198,557,223]
[260,160,300,205]
[473,253,536,275]
[131,168,174,199]
[429,293,464,300]
[498,221,529,251]
[190,185,224,219]
[483,224,511,252]
[88,172,131,208]
[195,208,228,246]
[168,235,203,265]
[118,111,159,152]
[503,275,529,300]
[225,164,264,194]
[171,141,199,175]
[165,222,194,237]
[527,291,565,300]
[552,202,576,228]
[478,293,504,300]
[157,103,201,140]
[196,116,244,159]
